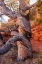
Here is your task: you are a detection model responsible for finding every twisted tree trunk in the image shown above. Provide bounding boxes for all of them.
[0,34,32,60]
[0,0,37,61]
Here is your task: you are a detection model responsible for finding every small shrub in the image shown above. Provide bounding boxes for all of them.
[37,0,42,7]
[38,59,42,64]
[37,0,42,16]
[36,18,42,24]
[40,52,42,55]
[38,7,42,16]
[29,12,35,20]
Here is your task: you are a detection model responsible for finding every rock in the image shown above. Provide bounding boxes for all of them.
[31,38,42,53]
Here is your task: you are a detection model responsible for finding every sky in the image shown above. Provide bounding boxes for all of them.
[0,0,37,23]
[0,15,10,23]
[30,0,37,5]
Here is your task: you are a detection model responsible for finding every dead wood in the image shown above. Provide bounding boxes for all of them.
[0,34,32,57]
[21,2,37,11]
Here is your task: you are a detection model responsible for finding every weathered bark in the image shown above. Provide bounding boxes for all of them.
[21,2,37,11]
[0,34,32,58]
[17,41,32,61]
[0,0,17,19]
[0,0,34,61]
[19,0,29,10]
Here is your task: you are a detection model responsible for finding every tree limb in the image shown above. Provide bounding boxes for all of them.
[0,0,17,19]
[0,34,32,56]
[22,2,37,11]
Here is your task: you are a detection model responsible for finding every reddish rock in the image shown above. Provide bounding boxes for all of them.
[31,24,42,53]
[31,24,42,42]
[31,38,42,53]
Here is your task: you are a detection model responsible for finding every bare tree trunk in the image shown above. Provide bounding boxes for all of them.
[21,2,37,11]
[19,0,29,10]
[0,0,37,61]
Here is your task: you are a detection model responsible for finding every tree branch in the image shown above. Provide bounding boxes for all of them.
[22,2,37,11]
[0,0,17,19]
[0,34,32,55]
